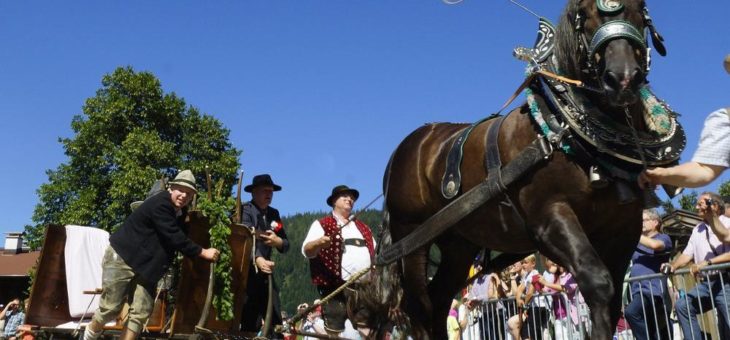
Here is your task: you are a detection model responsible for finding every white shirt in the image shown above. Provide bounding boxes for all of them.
[692,108,730,167]
[683,215,730,262]
[301,213,376,281]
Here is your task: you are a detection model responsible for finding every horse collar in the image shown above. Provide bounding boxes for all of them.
[535,55,685,169]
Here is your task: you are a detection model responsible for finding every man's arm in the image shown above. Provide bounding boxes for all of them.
[638,235,667,251]
[302,220,330,258]
[669,253,693,271]
[303,237,332,258]
[152,203,203,258]
[641,162,725,189]
[515,281,528,307]
[705,211,730,243]
[270,209,289,253]
[0,300,14,320]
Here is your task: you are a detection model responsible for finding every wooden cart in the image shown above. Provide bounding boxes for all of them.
[23,212,255,338]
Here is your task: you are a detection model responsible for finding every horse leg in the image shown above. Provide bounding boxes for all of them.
[401,244,432,336]
[533,203,616,340]
[595,223,639,333]
[427,233,480,340]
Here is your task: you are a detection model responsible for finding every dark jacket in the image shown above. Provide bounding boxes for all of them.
[242,201,289,260]
[110,191,202,286]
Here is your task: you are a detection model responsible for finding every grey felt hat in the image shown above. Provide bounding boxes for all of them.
[169,169,198,193]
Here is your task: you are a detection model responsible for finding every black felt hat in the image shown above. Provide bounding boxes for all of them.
[244,174,282,193]
[326,185,359,207]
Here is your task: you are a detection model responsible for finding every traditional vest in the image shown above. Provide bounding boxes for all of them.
[309,215,375,288]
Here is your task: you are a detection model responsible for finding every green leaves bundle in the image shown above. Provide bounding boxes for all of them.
[197,181,235,321]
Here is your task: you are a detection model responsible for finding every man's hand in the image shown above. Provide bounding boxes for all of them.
[199,248,220,262]
[660,262,674,275]
[638,169,660,190]
[317,236,332,249]
[256,256,276,274]
[259,230,283,249]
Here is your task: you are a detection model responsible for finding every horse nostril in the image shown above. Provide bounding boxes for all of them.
[603,71,621,91]
[629,68,646,89]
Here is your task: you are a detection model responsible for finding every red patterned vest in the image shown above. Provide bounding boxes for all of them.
[309,215,375,288]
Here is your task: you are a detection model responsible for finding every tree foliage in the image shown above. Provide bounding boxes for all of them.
[678,191,698,212]
[26,66,241,249]
[719,180,730,199]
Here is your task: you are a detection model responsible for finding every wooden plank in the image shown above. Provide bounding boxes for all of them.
[25,225,72,327]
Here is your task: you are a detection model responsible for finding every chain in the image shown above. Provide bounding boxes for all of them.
[623,107,649,170]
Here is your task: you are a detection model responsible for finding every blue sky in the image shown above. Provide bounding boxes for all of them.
[1,1,728,237]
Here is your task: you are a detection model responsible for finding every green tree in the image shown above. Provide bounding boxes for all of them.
[719,179,730,199]
[26,66,241,249]
[678,191,698,212]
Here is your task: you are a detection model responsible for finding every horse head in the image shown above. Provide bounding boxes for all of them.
[555,0,665,108]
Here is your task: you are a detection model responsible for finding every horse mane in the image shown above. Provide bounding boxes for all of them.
[554,0,583,79]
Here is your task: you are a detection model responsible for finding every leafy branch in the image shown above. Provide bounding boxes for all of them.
[197,180,235,321]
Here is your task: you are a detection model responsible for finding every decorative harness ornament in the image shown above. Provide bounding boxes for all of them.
[526,16,685,170]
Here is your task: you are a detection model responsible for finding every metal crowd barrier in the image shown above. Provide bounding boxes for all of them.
[461,263,730,340]
[461,292,590,340]
[622,262,730,340]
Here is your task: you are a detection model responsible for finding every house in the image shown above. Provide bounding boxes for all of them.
[0,232,40,304]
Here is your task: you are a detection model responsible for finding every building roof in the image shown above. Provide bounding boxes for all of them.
[0,251,40,276]
[662,209,702,256]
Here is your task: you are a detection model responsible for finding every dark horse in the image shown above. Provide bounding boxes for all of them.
[357,1,685,339]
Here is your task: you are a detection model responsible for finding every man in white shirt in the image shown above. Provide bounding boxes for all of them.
[302,185,376,338]
[665,192,730,339]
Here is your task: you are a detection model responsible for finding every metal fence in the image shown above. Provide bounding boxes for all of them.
[461,263,730,340]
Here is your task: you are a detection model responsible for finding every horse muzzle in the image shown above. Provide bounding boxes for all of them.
[600,41,646,107]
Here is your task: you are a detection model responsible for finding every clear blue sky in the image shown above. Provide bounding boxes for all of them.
[1,1,728,237]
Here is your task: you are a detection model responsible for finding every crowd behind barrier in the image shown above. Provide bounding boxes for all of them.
[458,262,730,340]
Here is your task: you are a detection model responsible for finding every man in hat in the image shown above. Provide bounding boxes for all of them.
[640,54,730,188]
[301,185,375,338]
[240,174,289,336]
[83,170,219,340]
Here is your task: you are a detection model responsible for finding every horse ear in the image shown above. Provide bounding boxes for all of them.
[648,27,666,56]
[642,6,667,56]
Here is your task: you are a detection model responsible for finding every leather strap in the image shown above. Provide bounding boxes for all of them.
[441,115,497,199]
[377,130,554,266]
[485,116,507,192]
[344,238,367,247]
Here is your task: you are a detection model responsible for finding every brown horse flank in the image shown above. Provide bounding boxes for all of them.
[356,1,685,339]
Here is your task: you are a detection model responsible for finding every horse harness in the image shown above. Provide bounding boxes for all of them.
[377,113,559,265]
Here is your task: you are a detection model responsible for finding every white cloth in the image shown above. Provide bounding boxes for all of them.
[692,108,730,167]
[64,225,110,318]
[301,213,376,281]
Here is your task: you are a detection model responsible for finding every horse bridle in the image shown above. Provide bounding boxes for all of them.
[573,1,666,86]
